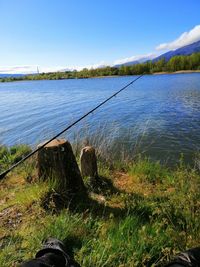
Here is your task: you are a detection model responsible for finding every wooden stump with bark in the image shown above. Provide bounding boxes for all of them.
[80,146,99,187]
[37,139,86,198]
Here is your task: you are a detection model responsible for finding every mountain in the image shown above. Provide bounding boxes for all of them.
[154,40,200,62]
[0,74,24,78]
[114,55,156,67]
[115,40,200,67]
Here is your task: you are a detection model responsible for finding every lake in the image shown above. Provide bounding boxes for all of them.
[1,73,200,165]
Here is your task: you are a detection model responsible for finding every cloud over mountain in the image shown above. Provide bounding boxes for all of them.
[113,53,156,66]
[156,25,200,51]
[1,25,200,74]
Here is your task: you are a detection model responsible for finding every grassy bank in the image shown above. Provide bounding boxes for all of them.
[0,144,200,266]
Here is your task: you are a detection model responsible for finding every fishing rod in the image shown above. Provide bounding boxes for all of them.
[0,74,144,180]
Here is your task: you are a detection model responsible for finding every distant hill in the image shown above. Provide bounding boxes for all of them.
[114,56,154,67]
[115,60,139,67]
[1,40,200,75]
[154,40,200,62]
[0,74,24,78]
[115,40,200,67]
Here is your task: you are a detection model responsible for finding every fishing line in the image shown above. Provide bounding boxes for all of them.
[0,74,144,179]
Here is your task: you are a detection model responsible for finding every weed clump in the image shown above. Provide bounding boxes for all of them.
[0,144,32,172]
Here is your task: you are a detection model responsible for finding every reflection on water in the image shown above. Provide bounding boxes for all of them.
[0,73,200,165]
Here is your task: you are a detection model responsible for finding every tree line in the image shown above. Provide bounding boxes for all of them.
[1,52,200,82]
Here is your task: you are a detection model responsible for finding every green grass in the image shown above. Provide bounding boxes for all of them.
[128,158,171,184]
[0,145,200,267]
[0,144,32,173]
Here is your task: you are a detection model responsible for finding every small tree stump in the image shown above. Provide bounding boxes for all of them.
[37,139,86,197]
[80,146,98,186]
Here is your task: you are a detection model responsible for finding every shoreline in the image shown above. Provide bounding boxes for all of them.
[85,70,200,79]
[90,70,200,79]
[0,70,200,83]
[152,70,200,75]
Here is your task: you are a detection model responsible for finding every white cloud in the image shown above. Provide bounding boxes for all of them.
[156,25,200,51]
[71,61,110,70]
[1,25,200,74]
[0,62,108,74]
[39,66,72,73]
[0,65,79,74]
[39,61,107,73]
[113,53,156,65]
[0,65,37,74]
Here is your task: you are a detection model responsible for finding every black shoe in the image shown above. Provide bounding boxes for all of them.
[36,238,77,267]
[165,247,200,267]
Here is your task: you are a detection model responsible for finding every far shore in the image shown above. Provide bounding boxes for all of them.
[87,70,200,79]
[152,70,200,75]
[91,70,200,79]
[0,70,200,83]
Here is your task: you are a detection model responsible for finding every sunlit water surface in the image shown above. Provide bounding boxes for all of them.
[1,73,200,165]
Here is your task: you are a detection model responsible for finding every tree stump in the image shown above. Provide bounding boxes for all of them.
[37,139,86,198]
[80,146,98,186]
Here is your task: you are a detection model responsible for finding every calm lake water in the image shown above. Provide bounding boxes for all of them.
[1,73,200,165]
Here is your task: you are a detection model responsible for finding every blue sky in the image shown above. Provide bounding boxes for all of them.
[0,0,200,73]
